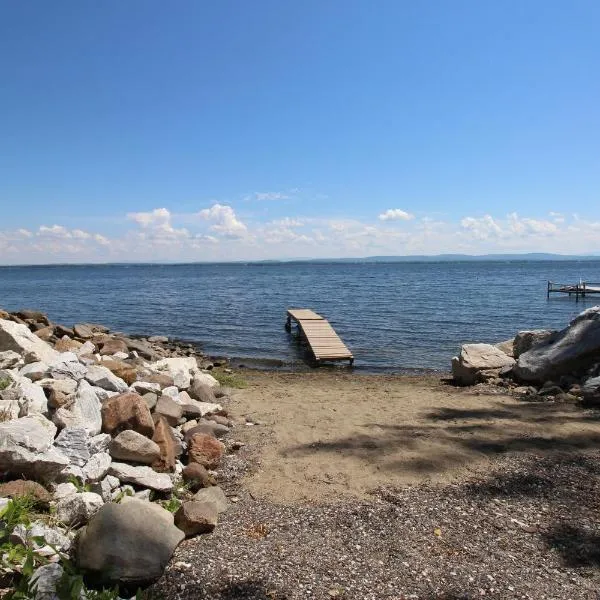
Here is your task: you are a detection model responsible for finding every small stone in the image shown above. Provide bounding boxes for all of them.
[188,433,225,469]
[109,430,161,464]
[88,433,111,455]
[85,364,128,393]
[109,462,174,492]
[151,415,179,473]
[30,563,64,600]
[56,491,104,526]
[142,392,158,410]
[53,427,90,466]
[154,395,184,426]
[53,482,78,500]
[193,486,228,513]
[131,381,161,395]
[83,452,112,482]
[0,350,22,369]
[0,480,52,506]
[99,338,129,356]
[174,500,218,536]
[182,463,216,491]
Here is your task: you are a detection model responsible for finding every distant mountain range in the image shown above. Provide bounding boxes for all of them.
[255,253,600,264]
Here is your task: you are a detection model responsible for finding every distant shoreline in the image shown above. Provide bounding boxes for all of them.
[1,253,600,268]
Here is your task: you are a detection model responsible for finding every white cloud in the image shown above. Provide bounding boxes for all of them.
[378,209,414,221]
[127,208,171,228]
[198,203,248,238]
[2,206,600,265]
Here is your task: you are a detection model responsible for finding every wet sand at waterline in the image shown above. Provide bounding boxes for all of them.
[230,371,600,503]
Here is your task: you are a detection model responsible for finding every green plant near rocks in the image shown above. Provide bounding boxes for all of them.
[1,497,125,600]
[0,377,11,391]
[67,475,92,493]
[211,369,247,389]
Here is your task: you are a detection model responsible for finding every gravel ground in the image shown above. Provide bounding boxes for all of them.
[149,450,600,600]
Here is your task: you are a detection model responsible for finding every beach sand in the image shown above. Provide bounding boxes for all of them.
[230,371,600,503]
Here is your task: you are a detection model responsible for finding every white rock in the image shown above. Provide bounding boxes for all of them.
[19,361,49,382]
[83,452,112,482]
[53,482,78,500]
[29,521,72,552]
[75,341,96,357]
[105,474,120,490]
[11,376,48,415]
[162,385,180,399]
[38,377,77,396]
[89,477,114,503]
[0,319,60,365]
[30,563,64,600]
[185,400,223,417]
[0,387,25,420]
[133,489,152,501]
[59,464,86,485]
[451,343,515,386]
[53,352,79,364]
[85,365,128,393]
[112,351,129,360]
[0,350,22,369]
[109,462,174,492]
[0,497,10,512]
[88,433,111,455]
[53,427,90,466]
[0,414,68,481]
[56,492,103,526]
[192,371,220,389]
[130,381,161,395]
[50,361,88,381]
[150,357,198,390]
[53,380,102,435]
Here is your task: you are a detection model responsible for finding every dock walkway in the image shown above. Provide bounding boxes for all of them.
[547,281,600,301]
[286,308,354,365]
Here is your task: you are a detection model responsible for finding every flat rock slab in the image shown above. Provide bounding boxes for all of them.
[109,462,174,492]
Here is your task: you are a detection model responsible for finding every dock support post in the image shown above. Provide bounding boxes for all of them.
[285,315,292,332]
[547,281,551,299]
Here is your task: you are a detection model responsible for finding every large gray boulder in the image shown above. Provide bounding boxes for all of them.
[76,498,184,584]
[0,415,69,480]
[513,329,557,359]
[451,343,515,385]
[582,376,600,403]
[0,319,60,364]
[514,306,600,383]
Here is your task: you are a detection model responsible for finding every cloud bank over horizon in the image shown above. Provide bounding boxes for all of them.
[1,200,599,264]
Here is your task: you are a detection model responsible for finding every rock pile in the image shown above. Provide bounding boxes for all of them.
[0,308,235,591]
[451,305,600,403]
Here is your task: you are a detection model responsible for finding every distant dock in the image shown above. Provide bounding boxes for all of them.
[285,308,354,366]
[547,280,600,300]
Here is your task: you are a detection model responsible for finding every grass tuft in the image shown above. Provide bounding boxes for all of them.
[211,369,247,389]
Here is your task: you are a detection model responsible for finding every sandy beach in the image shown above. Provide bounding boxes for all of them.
[150,369,600,599]
[231,371,600,502]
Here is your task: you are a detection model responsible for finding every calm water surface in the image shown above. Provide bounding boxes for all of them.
[0,261,599,372]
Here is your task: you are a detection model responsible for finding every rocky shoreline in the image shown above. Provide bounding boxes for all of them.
[2,305,600,599]
[0,308,244,599]
[451,305,600,404]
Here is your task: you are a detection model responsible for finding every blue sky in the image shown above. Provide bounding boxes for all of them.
[1,1,599,263]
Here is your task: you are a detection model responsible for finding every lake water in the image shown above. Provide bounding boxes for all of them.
[0,261,599,372]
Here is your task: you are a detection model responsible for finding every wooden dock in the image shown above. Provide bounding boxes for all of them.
[547,280,600,301]
[285,308,354,365]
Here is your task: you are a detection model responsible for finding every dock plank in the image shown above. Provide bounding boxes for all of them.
[286,308,353,364]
